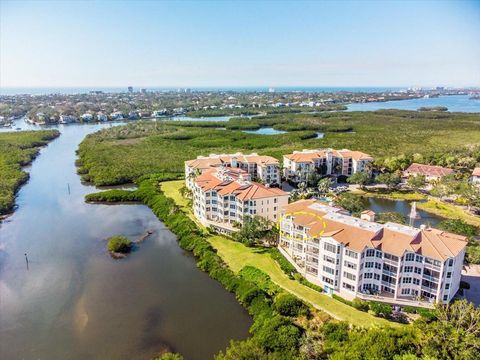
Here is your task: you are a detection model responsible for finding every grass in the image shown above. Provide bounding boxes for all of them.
[352,188,427,201]
[161,180,398,327]
[207,235,398,327]
[417,198,480,228]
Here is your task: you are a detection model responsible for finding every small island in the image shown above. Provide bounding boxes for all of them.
[107,235,133,258]
[417,106,448,112]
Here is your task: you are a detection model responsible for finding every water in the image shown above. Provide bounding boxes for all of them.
[316,132,325,139]
[365,197,445,227]
[242,127,287,135]
[0,121,252,360]
[347,95,480,113]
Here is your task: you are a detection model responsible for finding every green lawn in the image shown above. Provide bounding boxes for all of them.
[208,235,398,327]
[417,198,480,227]
[161,180,399,327]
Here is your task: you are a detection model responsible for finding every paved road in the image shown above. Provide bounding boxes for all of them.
[462,264,480,306]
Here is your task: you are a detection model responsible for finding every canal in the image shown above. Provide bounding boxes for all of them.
[0,121,252,360]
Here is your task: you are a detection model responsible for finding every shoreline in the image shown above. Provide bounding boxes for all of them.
[0,130,60,218]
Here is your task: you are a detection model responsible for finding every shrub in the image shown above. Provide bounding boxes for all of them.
[352,298,369,312]
[154,353,184,360]
[369,301,393,317]
[107,236,132,253]
[250,314,302,353]
[269,248,297,279]
[273,293,309,317]
[332,294,353,307]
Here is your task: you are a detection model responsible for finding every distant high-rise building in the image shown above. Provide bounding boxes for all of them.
[128,86,133,93]
[141,88,147,94]
[268,87,275,93]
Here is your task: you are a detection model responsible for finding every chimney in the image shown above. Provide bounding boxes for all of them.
[361,210,376,222]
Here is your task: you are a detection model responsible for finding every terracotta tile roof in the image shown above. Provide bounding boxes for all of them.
[282,200,467,261]
[472,167,480,177]
[194,168,288,201]
[337,150,373,161]
[283,148,373,163]
[186,153,279,169]
[405,163,454,177]
[283,150,327,163]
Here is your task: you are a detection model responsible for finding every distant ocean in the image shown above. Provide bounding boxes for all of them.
[0,86,406,95]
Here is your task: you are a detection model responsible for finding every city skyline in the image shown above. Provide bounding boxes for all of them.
[1,0,479,88]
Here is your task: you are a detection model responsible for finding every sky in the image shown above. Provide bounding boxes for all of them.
[1,0,479,88]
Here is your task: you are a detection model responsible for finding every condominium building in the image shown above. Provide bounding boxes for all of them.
[185,152,281,189]
[192,167,289,232]
[283,148,373,183]
[279,199,467,306]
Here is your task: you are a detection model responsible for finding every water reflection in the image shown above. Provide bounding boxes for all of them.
[0,121,251,360]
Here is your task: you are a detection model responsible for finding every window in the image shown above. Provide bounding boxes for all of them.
[365,262,374,268]
[374,274,380,280]
[447,272,452,279]
[403,266,413,273]
[366,249,375,257]
[401,288,411,295]
[324,243,336,253]
[445,283,450,290]
[345,249,358,259]
[405,253,415,261]
[413,278,420,285]
[323,266,335,275]
[414,267,422,275]
[402,277,412,284]
[376,251,382,258]
[448,259,454,267]
[343,272,356,281]
[364,273,373,279]
[375,263,382,270]
[344,260,357,270]
[323,255,336,264]
[416,255,423,263]
[342,282,355,291]
[274,198,277,203]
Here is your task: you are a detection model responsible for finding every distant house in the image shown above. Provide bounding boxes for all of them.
[128,111,139,120]
[403,163,454,182]
[97,112,108,122]
[80,113,94,122]
[471,167,480,185]
[59,115,77,124]
[110,111,124,120]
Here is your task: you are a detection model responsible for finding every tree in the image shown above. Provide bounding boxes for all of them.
[234,216,273,247]
[376,172,401,190]
[154,353,184,360]
[215,339,269,360]
[376,212,406,224]
[418,300,480,360]
[273,293,308,317]
[347,172,372,189]
[437,219,477,238]
[107,235,132,253]
[317,178,333,195]
[250,314,302,353]
[407,175,426,191]
[335,193,366,216]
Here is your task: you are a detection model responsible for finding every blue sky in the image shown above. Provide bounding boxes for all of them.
[1,0,479,88]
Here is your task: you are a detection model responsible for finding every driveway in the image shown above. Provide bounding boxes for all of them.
[462,264,480,306]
